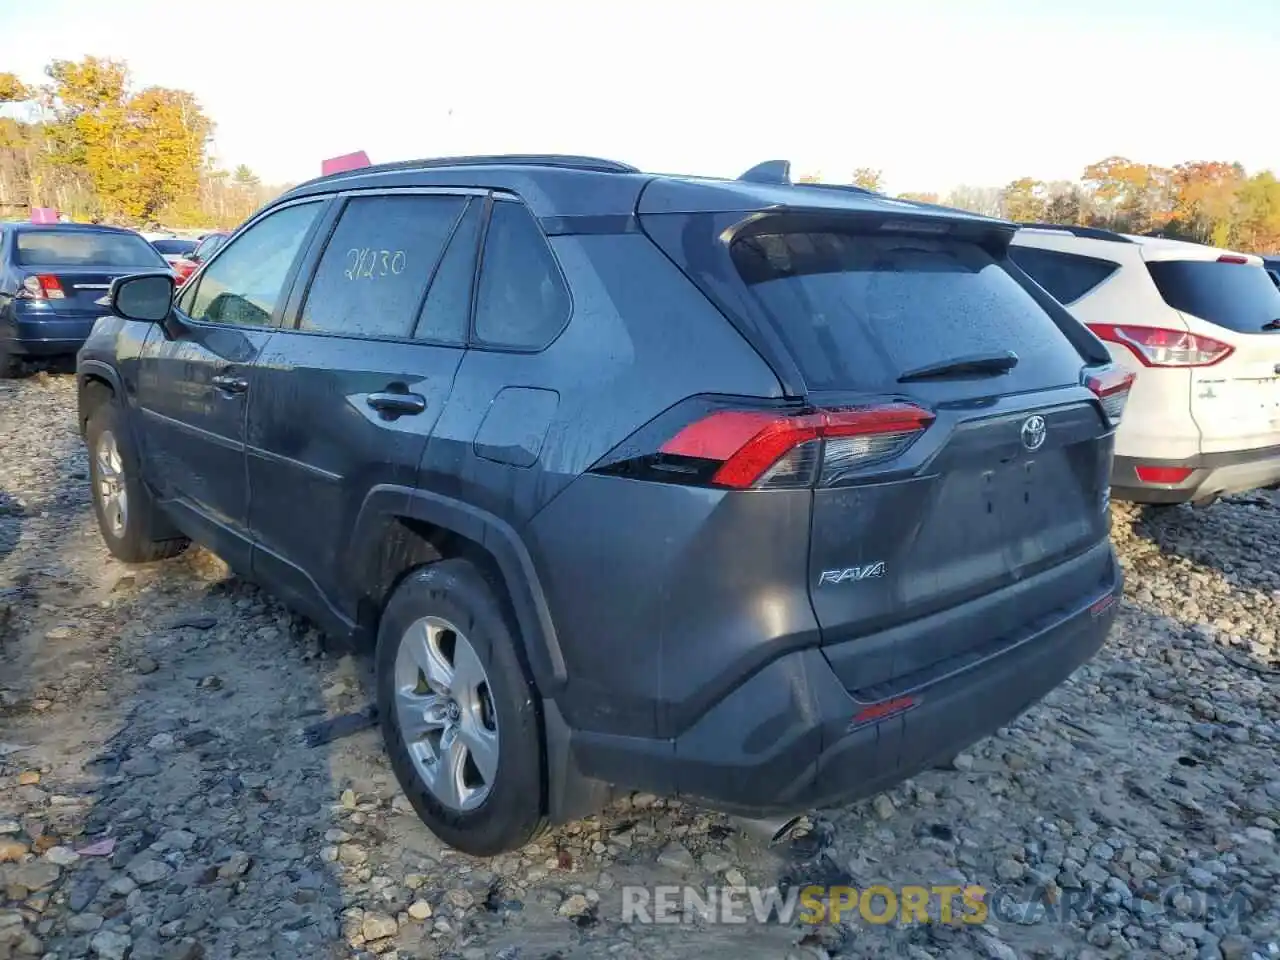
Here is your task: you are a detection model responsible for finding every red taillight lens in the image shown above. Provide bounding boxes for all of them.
[1134,465,1194,484]
[1087,324,1233,368]
[173,260,197,285]
[658,402,934,489]
[19,274,65,300]
[1084,367,1135,426]
[1217,254,1249,264]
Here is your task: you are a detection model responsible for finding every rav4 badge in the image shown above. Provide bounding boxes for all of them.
[818,562,886,586]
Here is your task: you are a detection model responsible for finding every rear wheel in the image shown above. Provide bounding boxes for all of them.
[85,396,188,563]
[0,348,18,379]
[376,559,546,856]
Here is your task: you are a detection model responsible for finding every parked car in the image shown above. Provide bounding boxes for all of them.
[149,237,200,286]
[77,155,1127,855]
[1010,224,1280,505]
[0,223,172,377]
[189,232,228,265]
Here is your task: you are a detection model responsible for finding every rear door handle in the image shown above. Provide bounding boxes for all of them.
[367,391,427,417]
[211,374,248,395]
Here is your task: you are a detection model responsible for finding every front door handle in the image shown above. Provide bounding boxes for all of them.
[367,391,427,417]
[211,374,248,395]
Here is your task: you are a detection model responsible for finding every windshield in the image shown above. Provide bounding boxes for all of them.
[1147,260,1280,334]
[732,230,1084,391]
[16,230,169,269]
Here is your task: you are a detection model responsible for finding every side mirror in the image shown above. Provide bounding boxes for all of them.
[111,273,175,323]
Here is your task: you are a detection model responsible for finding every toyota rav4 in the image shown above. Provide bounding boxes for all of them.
[77,155,1127,855]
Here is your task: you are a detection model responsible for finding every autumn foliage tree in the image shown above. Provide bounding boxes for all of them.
[0,56,278,228]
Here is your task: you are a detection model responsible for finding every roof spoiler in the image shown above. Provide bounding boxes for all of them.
[321,151,371,176]
[738,160,791,185]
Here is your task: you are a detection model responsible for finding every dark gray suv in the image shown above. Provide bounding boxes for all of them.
[77,155,1130,855]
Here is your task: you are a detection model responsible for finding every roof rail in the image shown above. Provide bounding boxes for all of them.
[1016,222,1134,243]
[317,154,639,180]
[738,160,791,184]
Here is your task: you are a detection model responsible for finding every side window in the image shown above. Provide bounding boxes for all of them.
[473,199,571,350]
[414,199,483,345]
[299,194,466,338]
[1009,246,1119,305]
[186,203,321,326]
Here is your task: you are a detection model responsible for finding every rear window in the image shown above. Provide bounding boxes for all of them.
[151,238,197,256]
[1008,246,1118,305]
[732,231,1084,391]
[16,230,168,268]
[1147,260,1280,334]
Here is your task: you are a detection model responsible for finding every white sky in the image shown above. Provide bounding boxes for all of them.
[1,0,1276,194]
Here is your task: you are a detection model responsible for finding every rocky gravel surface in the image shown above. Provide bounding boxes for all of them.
[1,371,1278,960]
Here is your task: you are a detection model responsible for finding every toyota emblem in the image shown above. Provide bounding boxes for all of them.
[1021,415,1047,451]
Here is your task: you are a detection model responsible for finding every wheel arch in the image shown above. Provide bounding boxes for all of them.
[348,485,567,697]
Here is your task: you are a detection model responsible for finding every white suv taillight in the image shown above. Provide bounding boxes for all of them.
[1084,367,1135,426]
[1087,323,1233,367]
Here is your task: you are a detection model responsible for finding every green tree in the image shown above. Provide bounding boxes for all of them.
[897,191,939,204]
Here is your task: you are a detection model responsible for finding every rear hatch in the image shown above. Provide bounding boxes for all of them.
[15,229,170,314]
[639,187,1120,696]
[1143,252,1280,454]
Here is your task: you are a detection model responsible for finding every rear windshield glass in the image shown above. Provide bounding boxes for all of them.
[732,231,1084,391]
[151,238,197,256]
[1147,260,1280,334]
[16,230,168,268]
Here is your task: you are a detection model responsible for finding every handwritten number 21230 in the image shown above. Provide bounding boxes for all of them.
[344,248,406,280]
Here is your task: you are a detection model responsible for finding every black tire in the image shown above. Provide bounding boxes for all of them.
[376,558,546,856]
[84,393,189,563]
[0,348,18,379]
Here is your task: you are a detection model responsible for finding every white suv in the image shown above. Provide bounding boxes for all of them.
[1010,224,1280,505]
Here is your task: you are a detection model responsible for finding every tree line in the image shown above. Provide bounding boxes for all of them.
[805,162,1280,254]
[0,57,287,229]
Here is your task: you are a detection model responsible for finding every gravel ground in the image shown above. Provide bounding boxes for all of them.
[1,371,1277,960]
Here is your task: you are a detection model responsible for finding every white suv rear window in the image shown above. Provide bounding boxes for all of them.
[1147,260,1280,334]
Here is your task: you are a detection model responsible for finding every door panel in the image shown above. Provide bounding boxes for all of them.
[133,199,328,571]
[246,335,464,618]
[244,192,480,621]
[134,323,273,570]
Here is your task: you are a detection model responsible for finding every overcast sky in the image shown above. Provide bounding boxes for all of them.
[2,0,1275,194]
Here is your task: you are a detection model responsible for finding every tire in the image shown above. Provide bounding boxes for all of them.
[85,394,189,563]
[0,348,18,379]
[376,558,547,856]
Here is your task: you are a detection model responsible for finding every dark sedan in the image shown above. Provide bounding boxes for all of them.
[0,223,171,376]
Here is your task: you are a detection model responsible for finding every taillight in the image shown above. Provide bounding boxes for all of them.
[1134,465,1193,485]
[593,400,935,490]
[1087,324,1233,367]
[18,274,65,300]
[1217,254,1249,264]
[1084,366,1135,426]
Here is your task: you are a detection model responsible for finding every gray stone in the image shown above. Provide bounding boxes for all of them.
[657,842,696,872]
[90,929,133,960]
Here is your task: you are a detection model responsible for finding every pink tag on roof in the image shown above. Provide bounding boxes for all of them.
[30,207,59,223]
[321,151,371,176]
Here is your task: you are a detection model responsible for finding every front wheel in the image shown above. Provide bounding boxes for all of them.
[376,559,546,856]
[85,397,188,563]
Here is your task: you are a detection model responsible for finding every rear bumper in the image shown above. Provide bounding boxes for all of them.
[568,550,1121,817]
[1,307,102,356]
[1112,446,1280,504]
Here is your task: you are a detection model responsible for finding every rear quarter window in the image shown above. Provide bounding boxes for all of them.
[1008,246,1118,305]
[1147,260,1280,334]
[732,231,1086,391]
